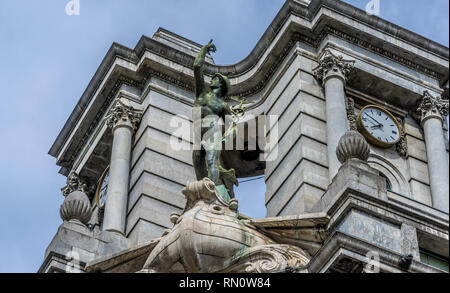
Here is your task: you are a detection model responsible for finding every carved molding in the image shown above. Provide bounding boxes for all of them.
[313,49,355,85]
[346,97,357,131]
[221,244,310,273]
[66,76,143,170]
[61,171,89,197]
[416,91,449,125]
[105,100,143,132]
[61,25,444,173]
[395,123,408,158]
[319,26,442,80]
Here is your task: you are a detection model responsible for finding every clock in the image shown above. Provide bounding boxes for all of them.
[95,166,109,209]
[357,105,401,148]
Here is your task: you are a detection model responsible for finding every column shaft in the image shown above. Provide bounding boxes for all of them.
[103,126,133,234]
[423,117,449,213]
[313,49,355,181]
[324,77,349,180]
[417,91,449,213]
[102,100,142,235]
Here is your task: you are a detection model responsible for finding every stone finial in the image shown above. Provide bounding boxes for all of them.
[60,191,93,225]
[105,100,143,133]
[60,172,92,225]
[61,171,88,197]
[313,49,355,85]
[336,131,370,163]
[416,91,449,125]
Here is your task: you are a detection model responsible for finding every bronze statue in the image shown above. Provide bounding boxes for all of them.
[192,40,237,199]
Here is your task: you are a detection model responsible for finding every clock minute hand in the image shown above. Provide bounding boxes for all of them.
[365,114,382,127]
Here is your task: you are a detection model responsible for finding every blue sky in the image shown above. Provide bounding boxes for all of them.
[0,0,448,273]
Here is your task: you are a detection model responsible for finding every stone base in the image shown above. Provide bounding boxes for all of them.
[38,221,128,273]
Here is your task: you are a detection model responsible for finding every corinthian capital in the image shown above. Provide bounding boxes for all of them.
[416,91,449,125]
[105,100,143,132]
[313,49,355,85]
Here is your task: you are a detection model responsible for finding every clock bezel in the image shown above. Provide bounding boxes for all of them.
[95,166,110,209]
[357,105,402,148]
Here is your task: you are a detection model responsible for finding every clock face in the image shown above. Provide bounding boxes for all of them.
[358,105,401,148]
[96,167,109,208]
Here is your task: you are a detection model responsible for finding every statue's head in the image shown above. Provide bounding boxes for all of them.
[67,171,79,186]
[211,73,230,97]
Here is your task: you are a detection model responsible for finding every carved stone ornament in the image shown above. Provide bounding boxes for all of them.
[60,190,93,225]
[336,131,370,163]
[416,91,449,125]
[220,244,309,273]
[395,124,408,158]
[347,97,357,131]
[61,171,89,197]
[105,100,143,132]
[140,178,310,273]
[313,49,355,85]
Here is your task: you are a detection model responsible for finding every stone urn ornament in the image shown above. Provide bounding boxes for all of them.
[59,172,92,226]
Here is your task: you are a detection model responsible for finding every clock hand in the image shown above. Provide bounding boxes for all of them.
[365,114,383,127]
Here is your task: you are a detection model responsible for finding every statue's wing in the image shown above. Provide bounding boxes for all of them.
[245,212,330,256]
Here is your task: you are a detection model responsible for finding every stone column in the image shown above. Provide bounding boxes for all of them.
[313,49,355,181]
[417,91,449,213]
[102,100,142,234]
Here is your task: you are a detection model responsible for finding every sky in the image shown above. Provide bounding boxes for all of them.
[0,0,448,273]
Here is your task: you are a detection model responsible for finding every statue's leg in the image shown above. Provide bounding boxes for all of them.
[193,149,207,180]
[206,149,220,185]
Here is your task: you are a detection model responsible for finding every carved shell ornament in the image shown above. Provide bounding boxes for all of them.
[336,131,370,163]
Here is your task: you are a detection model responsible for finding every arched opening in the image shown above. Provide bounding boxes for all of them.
[234,176,266,219]
[379,173,392,191]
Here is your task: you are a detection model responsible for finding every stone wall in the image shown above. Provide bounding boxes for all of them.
[127,80,195,245]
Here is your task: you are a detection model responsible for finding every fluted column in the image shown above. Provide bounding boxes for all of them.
[417,91,449,213]
[313,49,355,181]
[102,100,142,234]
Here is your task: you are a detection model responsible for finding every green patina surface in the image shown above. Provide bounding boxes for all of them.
[192,40,238,193]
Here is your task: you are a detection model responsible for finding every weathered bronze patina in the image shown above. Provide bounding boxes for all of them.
[192,40,237,199]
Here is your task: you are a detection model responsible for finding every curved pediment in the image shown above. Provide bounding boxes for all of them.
[49,0,449,176]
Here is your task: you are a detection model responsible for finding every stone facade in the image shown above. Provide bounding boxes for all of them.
[40,0,449,273]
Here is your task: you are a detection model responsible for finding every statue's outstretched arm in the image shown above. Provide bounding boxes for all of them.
[194,40,216,100]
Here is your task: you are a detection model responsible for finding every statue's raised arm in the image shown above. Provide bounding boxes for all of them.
[193,39,216,100]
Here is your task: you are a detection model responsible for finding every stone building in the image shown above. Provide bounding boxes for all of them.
[39,0,449,273]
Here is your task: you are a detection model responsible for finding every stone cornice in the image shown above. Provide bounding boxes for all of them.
[49,0,449,174]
